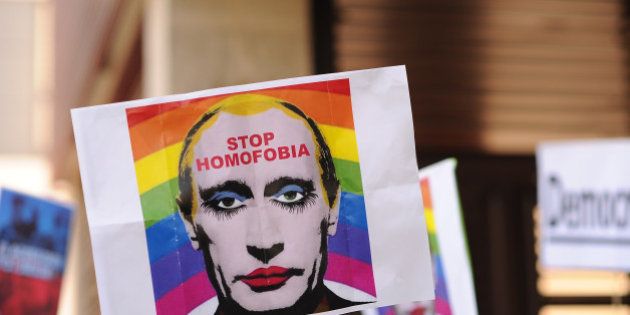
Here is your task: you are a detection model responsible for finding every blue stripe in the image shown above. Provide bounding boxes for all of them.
[378,306,396,315]
[338,192,368,230]
[146,213,189,262]
[434,255,450,300]
[328,223,372,263]
[151,243,206,299]
[146,191,369,263]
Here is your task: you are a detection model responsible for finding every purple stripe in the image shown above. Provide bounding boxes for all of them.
[378,306,397,315]
[151,242,206,299]
[328,223,372,263]
[434,255,450,302]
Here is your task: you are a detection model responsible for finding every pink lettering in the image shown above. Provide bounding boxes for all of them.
[225,153,239,167]
[241,151,252,165]
[298,144,310,157]
[264,148,277,161]
[252,150,262,163]
[211,156,224,169]
[197,141,311,171]
[250,134,262,147]
[196,158,210,171]
[278,146,290,159]
[237,135,248,149]
[263,132,274,146]
[227,137,238,151]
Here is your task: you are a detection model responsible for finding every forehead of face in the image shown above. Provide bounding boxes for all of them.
[183,95,312,158]
[188,106,323,216]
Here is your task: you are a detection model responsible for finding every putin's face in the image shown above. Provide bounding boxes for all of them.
[182,108,338,312]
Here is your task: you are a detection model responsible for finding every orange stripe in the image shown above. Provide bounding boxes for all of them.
[421,178,433,209]
[129,90,354,161]
[126,79,350,127]
[256,90,354,129]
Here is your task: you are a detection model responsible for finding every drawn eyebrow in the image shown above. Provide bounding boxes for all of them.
[264,177,315,197]
[199,180,254,203]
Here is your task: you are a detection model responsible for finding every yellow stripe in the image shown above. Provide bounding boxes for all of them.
[424,209,436,233]
[320,125,359,163]
[135,142,183,194]
[134,125,359,195]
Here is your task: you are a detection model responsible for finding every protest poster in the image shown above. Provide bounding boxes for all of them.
[72,66,434,314]
[0,188,73,315]
[538,139,630,271]
[364,159,478,315]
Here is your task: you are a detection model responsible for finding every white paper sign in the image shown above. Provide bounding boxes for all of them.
[364,159,478,315]
[72,66,434,315]
[538,139,630,271]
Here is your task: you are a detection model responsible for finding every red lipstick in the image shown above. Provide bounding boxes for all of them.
[234,267,305,292]
[240,266,291,288]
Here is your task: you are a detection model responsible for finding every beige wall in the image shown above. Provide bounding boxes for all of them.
[54,1,141,315]
[54,2,313,314]
[0,2,36,154]
[146,0,312,97]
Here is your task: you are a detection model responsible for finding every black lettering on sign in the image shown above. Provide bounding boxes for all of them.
[546,175,630,231]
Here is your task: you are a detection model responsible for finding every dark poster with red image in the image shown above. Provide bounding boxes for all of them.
[0,188,72,315]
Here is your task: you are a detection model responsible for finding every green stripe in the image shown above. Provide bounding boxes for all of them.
[428,232,440,254]
[140,158,363,228]
[141,178,179,228]
[332,158,363,195]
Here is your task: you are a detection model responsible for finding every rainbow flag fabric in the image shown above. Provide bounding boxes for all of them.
[125,79,376,314]
[421,178,453,315]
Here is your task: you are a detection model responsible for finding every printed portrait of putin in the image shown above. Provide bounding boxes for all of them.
[176,94,363,314]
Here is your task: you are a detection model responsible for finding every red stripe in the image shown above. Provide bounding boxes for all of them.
[127,79,350,127]
[324,253,377,297]
[435,298,453,315]
[126,95,227,128]
[279,79,350,96]
[155,271,216,315]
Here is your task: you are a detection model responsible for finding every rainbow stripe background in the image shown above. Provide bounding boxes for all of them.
[125,79,376,314]
[421,178,453,315]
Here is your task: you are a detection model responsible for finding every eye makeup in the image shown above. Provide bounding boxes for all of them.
[199,180,253,219]
[197,177,319,218]
[265,177,317,213]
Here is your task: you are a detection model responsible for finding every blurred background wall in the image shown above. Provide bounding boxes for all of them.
[319,1,630,315]
[0,0,629,314]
